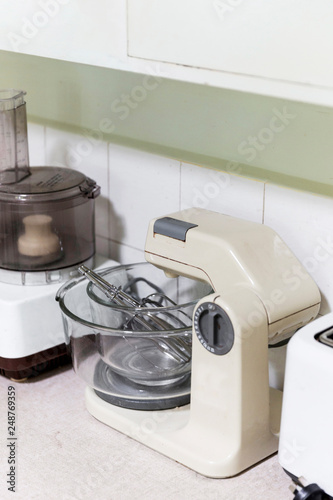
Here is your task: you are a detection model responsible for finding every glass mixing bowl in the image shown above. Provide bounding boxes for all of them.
[56,262,212,409]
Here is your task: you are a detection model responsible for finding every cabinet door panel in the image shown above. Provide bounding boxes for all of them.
[128,0,333,88]
[0,0,126,66]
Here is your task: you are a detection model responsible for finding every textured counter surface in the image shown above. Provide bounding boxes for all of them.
[0,366,292,500]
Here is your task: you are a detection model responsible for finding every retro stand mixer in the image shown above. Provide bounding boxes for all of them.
[59,208,321,478]
[0,89,104,380]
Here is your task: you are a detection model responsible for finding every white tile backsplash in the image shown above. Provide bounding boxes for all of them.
[95,235,110,259]
[180,162,264,223]
[110,241,145,264]
[264,184,333,314]
[45,127,109,240]
[108,144,181,251]
[27,122,45,166]
[40,123,333,317]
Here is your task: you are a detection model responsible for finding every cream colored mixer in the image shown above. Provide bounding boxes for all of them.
[82,208,321,477]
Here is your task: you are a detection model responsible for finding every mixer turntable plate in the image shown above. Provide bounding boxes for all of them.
[93,359,191,410]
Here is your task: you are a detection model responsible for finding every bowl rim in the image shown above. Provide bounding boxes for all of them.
[56,262,210,337]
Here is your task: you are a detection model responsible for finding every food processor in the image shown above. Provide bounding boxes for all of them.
[0,89,103,380]
[57,208,321,478]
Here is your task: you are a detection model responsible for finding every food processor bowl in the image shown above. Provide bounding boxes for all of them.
[57,262,212,410]
[0,166,100,285]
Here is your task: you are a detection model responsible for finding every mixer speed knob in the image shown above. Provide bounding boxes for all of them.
[194,302,234,355]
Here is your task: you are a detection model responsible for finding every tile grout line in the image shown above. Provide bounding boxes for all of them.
[106,142,112,258]
[179,161,183,210]
[262,182,266,224]
[43,125,47,165]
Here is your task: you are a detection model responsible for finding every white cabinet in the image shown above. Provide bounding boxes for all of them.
[128,0,333,88]
[2,1,333,105]
[0,0,127,67]
[127,0,333,106]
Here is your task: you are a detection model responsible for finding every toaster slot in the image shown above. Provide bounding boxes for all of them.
[317,327,333,348]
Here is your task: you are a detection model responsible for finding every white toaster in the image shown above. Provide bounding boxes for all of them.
[279,313,333,498]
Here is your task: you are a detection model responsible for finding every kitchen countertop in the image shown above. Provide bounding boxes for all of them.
[0,365,293,500]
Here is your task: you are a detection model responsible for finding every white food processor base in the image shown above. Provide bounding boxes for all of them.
[0,256,117,380]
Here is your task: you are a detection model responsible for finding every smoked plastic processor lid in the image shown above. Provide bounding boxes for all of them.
[0,166,100,203]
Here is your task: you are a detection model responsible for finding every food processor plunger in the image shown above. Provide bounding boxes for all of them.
[18,214,62,260]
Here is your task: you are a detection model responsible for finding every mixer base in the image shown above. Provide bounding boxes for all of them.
[85,385,281,478]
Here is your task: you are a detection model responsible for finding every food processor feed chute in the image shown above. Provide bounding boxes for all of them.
[0,89,30,185]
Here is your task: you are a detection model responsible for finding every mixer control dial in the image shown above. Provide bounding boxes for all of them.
[194,302,234,355]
